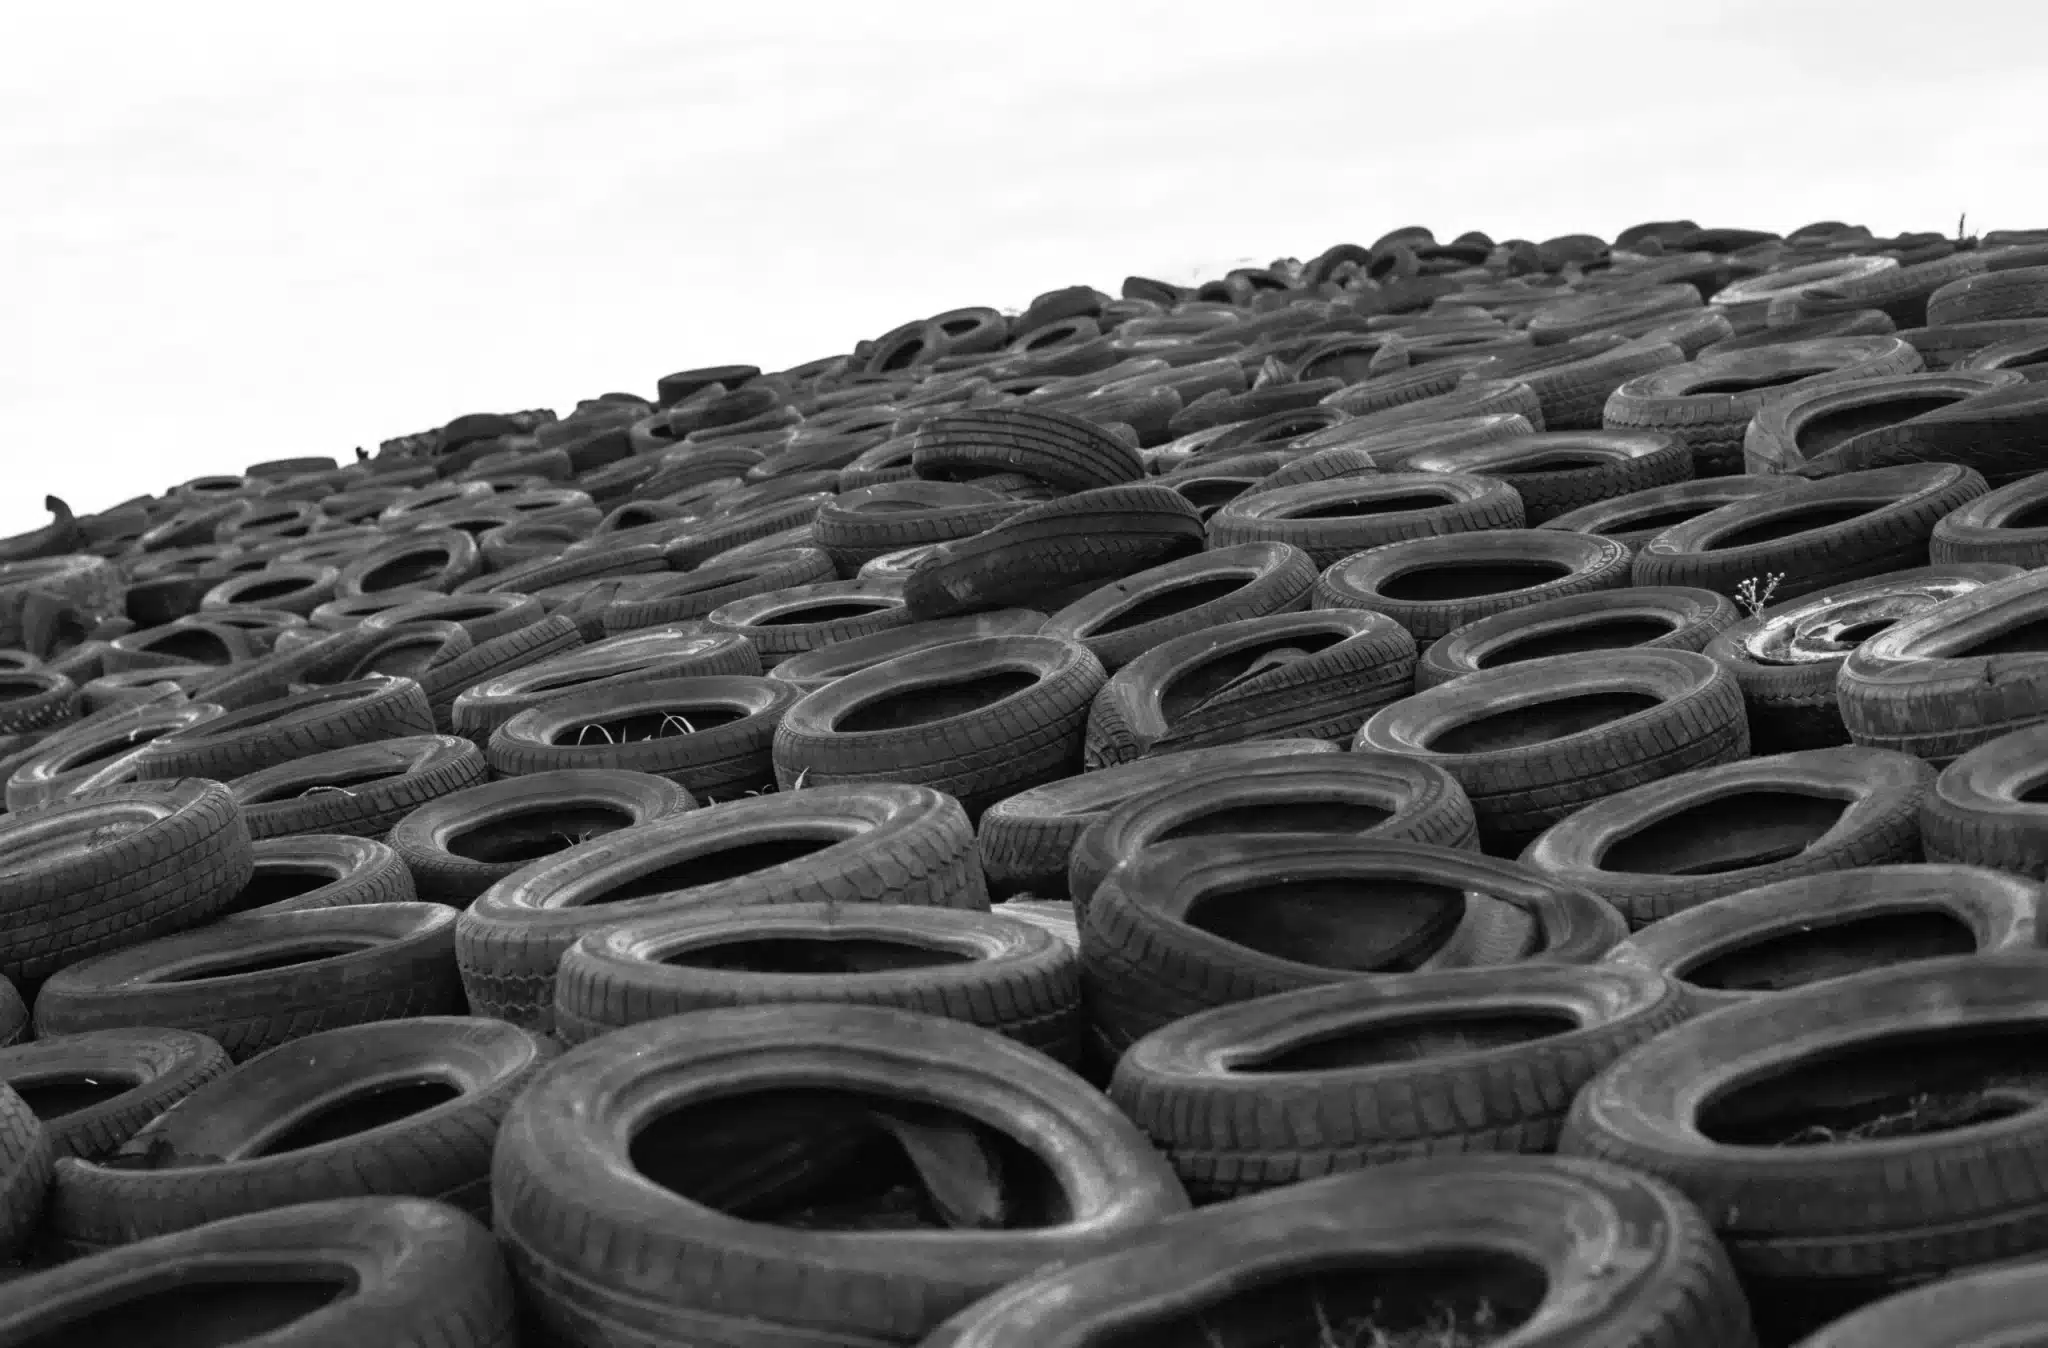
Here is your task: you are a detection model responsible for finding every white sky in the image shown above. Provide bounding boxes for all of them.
[5,1,2044,535]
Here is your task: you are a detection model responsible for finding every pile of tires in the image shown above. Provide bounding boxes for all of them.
[6,218,2048,1344]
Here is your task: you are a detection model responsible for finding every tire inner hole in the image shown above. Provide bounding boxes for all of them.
[1157,799,1394,841]
[360,551,449,592]
[836,670,1039,733]
[753,601,898,626]
[224,864,339,914]
[445,804,637,865]
[11,1277,354,1348]
[138,629,237,665]
[592,836,842,904]
[228,577,316,604]
[158,942,374,982]
[1427,692,1660,755]
[256,1078,462,1156]
[1708,503,1874,550]
[1699,1022,2048,1147]
[1284,492,1454,521]
[553,707,745,746]
[1474,617,1678,669]
[1795,395,1964,453]
[1378,561,1573,603]
[1682,909,1976,995]
[11,1071,139,1118]
[246,767,403,805]
[1159,631,1348,723]
[1686,367,1830,396]
[1236,1007,1579,1073]
[1087,1253,1543,1348]
[1185,877,1466,973]
[662,935,973,975]
[1093,576,1251,634]
[630,1087,1069,1231]
[1598,791,1847,875]
[1955,618,2048,658]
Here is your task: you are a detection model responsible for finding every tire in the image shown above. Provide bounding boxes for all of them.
[1742,370,2020,475]
[769,609,1047,694]
[1418,586,1739,690]
[1110,963,1687,1197]
[488,675,797,798]
[1355,648,1749,852]
[1405,431,1693,525]
[1603,335,1924,475]
[900,483,1206,621]
[1604,863,2039,1014]
[226,834,419,915]
[1206,472,1526,567]
[1511,337,1689,429]
[360,590,544,643]
[449,626,759,745]
[1081,836,1626,1050]
[197,563,340,617]
[1630,463,1988,602]
[456,540,665,598]
[454,783,984,1031]
[1933,471,2048,567]
[1922,722,2048,877]
[976,739,1341,900]
[227,734,487,840]
[1838,569,2048,764]
[1559,951,2048,1291]
[1314,529,1634,646]
[33,902,462,1060]
[334,529,481,598]
[1066,752,1480,917]
[1927,264,2048,325]
[1519,735,1934,921]
[132,675,435,781]
[1785,1255,2048,1348]
[0,780,254,985]
[105,620,257,675]
[1789,381,2048,484]
[660,494,834,571]
[47,1017,552,1250]
[1898,318,2048,370]
[773,634,1105,816]
[1773,250,1989,328]
[1254,413,1535,491]
[2,698,224,812]
[1526,284,1702,345]
[910,405,1146,490]
[703,578,910,668]
[492,1005,1188,1347]
[1083,609,1418,767]
[0,979,22,1049]
[598,547,836,633]
[551,902,1080,1059]
[1036,542,1316,670]
[0,1027,230,1160]
[389,769,695,907]
[409,610,584,731]
[1700,308,1899,359]
[812,481,1023,573]
[0,1087,49,1260]
[918,1154,1752,1348]
[309,588,445,631]
[0,556,122,652]
[1709,257,1900,332]
[1703,564,2021,751]
[1540,475,1798,551]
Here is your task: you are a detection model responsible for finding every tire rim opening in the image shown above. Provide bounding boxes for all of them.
[446,804,637,865]
[1159,631,1348,724]
[1234,1007,1580,1073]
[255,1078,463,1156]
[1708,503,1875,551]
[1092,576,1252,634]
[659,935,974,975]
[11,1276,355,1348]
[1597,790,1845,875]
[1184,877,1465,973]
[157,941,374,983]
[1426,692,1660,755]
[589,836,842,904]
[1156,799,1394,841]
[552,708,745,746]
[224,864,340,914]
[1681,909,1976,995]
[753,601,899,627]
[10,1071,141,1119]
[1473,617,1679,669]
[1378,562,1573,603]
[835,670,1040,733]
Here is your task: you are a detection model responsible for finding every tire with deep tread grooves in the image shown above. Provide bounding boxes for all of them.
[551,902,1081,1057]
[228,834,420,915]
[132,675,436,781]
[1403,430,1693,525]
[1540,475,1798,551]
[1110,963,1688,1197]
[1419,586,1739,690]
[1035,542,1316,672]
[1921,721,2048,877]
[33,902,462,1060]
[487,675,799,798]
[454,783,985,1032]
[491,1004,1188,1347]
[0,1026,231,1160]
[227,734,487,840]
[1931,469,2048,567]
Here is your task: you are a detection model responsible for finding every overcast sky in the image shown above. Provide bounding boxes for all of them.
[5,1,2042,536]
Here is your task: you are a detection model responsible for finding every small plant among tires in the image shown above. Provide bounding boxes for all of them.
[1736,572,1783,618]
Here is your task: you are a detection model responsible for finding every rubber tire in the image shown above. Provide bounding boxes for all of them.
[449,626,759,746]
[1356,648,1749,852]
[551,902,1080,1059]
[0,1027,230,1160]
[453,783,984,1032]
[772,634,1106,817]
[1418,586,1739,690]
[1081,836,1627,1051]
[1314,528,1635,647]
[226,834,420,915]
[1604,863,2039,1013]
[228,734,487,840]
[769,609,1047,695]
[33,902,462,1060]
[1540,475,1798,552]
[1084,609,1418,767]
[703,578,911,669]
[1742,370,2020,475]
[133,674,436,781]
[1519,745,1934,928]
[389,769,695,907]
[2,699,224,812]
[1922,721,2048,877]
[1630,463,1989,602]
[46,1017,552,1251]
[491,1005,1188,1347]
[1035,542,1316,672]
[598,548,837,633]
[1931,468,2048,567]
[1110,963,1687,1197]
[976,739,1341,900]
[1207,472,1526,568]
[1404,431,1693,525]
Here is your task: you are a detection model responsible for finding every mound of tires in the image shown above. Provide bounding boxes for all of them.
[7,218,2048,1345]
